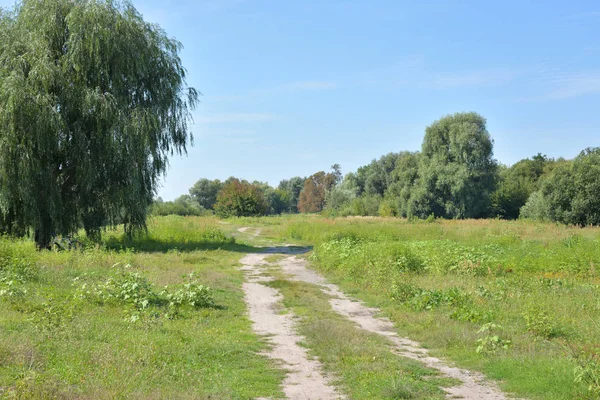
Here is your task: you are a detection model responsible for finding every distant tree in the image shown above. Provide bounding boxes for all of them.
[355,153,402,197]
[297,169,338,213]
[331,164,342,184]
[264,188,291,215]
[250,181,290,215]
[151,195,204,216]
[387,152,421,217]
[0,0,198,247]
[278,176,305,212]
[214,179,267,218]
[522,149,600,225]
[491,154,553,219]
[189,179,223,210]
[325,173,360,211]
[408,112,497,219]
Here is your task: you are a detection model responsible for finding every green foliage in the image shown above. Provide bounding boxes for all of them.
[0,0,198,248]
[151,195,206,216]
[475,323,511,354]
[522,305,560,339]
[378,199,397,217]
[278,176,305,212]
[75,264,157,310]
[0,238,38,280]
[214,179,268,217]
[0,275,27,300]
[571,344,600,397]
[390,283,473,312]
[409,112,497,219]
[161,273,214,309]
[388,152,421,217]
[491,154,553,219]
[525,149,600,226]
[348,195,381,216]
[75,264,214,322]
[355,153,404,197]
[520,190,551,221]
[261,185,292,215]
[189,179,223,210]
[298,169,339,213]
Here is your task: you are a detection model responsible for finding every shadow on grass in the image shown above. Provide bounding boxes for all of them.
[103,238,313,255]
[261,246,312,255]
[103,237,264,253]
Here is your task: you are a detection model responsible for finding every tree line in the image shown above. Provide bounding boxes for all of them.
[165,112,600,226]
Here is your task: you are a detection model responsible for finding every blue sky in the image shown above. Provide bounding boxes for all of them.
[2,1,600,199]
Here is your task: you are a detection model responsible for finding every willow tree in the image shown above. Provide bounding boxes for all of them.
[409,112,497,219]
[0,0,198,247]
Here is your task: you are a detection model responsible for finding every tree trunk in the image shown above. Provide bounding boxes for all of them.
[34,212,53,250]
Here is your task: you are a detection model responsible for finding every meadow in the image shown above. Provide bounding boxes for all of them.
[0,216,284,399]
[1,215,600,399]
[256,215,600,399]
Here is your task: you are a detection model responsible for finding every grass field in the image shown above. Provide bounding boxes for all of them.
[1,215,599,399]
[252,215,600,400]
[0,216,284,399]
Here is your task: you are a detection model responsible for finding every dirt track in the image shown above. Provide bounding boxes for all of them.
[238,228,514,400]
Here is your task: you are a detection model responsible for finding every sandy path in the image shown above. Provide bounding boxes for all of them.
[240,252,344,400]
[278,255,512,400]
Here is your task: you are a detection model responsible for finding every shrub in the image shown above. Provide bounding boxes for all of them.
[214,179,268,217]
[522,305,560,339]
[475,323,511,354]
[570,344,600,396]
[161,273,214,310]
[75,266,214,321]
[0,239,38,280]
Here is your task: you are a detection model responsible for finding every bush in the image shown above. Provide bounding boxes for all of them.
[74,266,215,320]
[522,305,560,339]
[520,191,551,221]
[0,239,38,280]
[214,179,268,217]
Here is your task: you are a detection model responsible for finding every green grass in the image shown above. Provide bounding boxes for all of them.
[249,215,600,400]
[0,216,284,399]
[3,214,600,399]
[265,276,452,399]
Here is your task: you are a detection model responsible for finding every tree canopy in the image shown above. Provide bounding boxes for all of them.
[298,168,340,213]
[214,179,268,218]
[408,112,497,218]
[522,149,600,226]
[0,0,198,247]
[189,179,223,210]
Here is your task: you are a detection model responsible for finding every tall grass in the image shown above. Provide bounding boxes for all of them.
[271,216,600,399]
[0,216,283,399]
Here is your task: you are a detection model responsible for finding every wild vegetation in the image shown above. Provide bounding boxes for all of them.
[248,215,600,399]
[0,216,285,398]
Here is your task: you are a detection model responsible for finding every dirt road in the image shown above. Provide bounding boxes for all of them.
[238,228,514,400]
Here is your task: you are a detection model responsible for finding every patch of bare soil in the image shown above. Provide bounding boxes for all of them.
[240,253,344,400]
